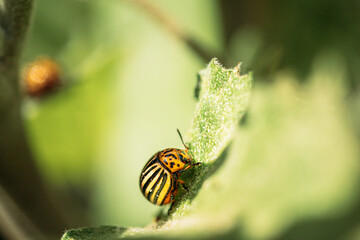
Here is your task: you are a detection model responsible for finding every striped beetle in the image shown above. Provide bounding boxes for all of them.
[139,129,200,211]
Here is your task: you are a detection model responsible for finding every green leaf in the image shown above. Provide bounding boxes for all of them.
[189,58,252,165]
[61,226,126,240]
[60,58,252,239]
[170,58,252,218]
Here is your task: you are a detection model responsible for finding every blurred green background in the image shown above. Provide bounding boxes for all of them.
[13,0,360,239]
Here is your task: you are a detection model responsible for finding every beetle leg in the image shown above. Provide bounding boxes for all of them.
[168,201,175,215]
[170,188,178,200]
[177,179,189,191]
[182,164,192,171]
[180,162,200,172]
[168,188,178,215]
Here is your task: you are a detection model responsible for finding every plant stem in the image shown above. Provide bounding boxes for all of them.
[0,0,68,239]
[127,0,215,63]
[0,186,45,240]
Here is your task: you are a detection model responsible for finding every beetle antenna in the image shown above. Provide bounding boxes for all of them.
[177,129,188,149]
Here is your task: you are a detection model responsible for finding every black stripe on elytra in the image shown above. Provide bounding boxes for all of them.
[162,149,174,154]
[147,169,164,201]
[141,168,161,193]
[140,164,157,183]
[160,173,172,205]
[165,153,177,159]
[141,156,156,174]
[178,152,184,162]
[154,171,167,204]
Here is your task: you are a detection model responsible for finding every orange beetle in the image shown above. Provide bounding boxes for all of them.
[23,57,61,96]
